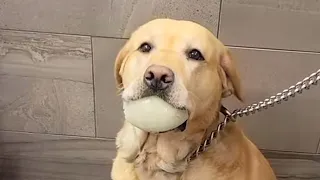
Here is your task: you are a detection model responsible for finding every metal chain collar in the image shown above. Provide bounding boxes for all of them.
[188,68,320,161]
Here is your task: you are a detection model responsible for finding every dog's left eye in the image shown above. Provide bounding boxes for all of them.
[138,42,152,53]
[187,49,204,61]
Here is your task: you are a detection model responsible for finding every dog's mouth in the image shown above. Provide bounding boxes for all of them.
[176,120,188,131]
[125,93,190,133]
[127,92,187,110]
[157,120,188,133]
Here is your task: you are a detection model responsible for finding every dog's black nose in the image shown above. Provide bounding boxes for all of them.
[144,65,174,91]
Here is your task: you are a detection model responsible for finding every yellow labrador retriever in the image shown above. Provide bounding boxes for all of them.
[111,18,276,180]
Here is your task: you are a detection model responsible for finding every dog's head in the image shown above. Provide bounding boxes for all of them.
[115,19,243,132]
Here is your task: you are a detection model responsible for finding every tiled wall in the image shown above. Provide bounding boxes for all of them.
[1,0,320,179]
[219,0,320,153]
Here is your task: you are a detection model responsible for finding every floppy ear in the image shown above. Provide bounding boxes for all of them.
[114,40,131,90]
[218,49,244,102]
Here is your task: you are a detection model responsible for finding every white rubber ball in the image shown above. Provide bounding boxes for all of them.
[123,96,189,133]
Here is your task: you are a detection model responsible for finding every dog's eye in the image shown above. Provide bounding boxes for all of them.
[188,49,204,61]
[138,42,152,53]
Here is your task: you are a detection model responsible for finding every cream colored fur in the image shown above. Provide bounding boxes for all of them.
[111,18,276,180]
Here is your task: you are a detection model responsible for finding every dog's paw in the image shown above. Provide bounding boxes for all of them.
[111,154,138,180]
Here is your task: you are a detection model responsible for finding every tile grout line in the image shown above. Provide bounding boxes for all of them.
[216,0,223,38]
[317,137,320,153]
[0,129,115,140]
[1,128,316,155]
[260,148,317,155]
[0,74,92,84]
[0,28,90,37]
[0,28,128,40]
[2,28,320,54]
[93,36,128,40]
[227,45,320,55]
[90,36,98,138]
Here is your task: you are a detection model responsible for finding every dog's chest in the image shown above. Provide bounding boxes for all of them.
[133,135,187,180]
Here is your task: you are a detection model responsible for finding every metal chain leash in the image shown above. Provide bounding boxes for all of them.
[188,68,320,161]
[231,68,320,119]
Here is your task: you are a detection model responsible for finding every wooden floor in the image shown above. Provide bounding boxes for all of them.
[0,131,319,180]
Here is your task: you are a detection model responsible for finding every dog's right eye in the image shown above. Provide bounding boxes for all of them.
[187,49,204,61]
[138,42,152,53]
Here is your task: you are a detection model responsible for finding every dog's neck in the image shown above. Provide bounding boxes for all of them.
[134,103,222,176]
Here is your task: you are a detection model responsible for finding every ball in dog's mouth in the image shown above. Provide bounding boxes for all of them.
[123,96,189,133]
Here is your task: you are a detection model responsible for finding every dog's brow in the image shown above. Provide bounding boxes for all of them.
[185,43,203,53]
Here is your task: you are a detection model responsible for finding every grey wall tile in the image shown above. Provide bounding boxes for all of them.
[262,149,320,162]
[0,30,94,136]
[1,132,320,180]
[262,150,320,179]
[0,0,220,38]
[0,30,92,83]
[0,131,115,180]
[219,0,320,52]
[223,47,320,153]
[269,159,320,179]
[92,38,125,138]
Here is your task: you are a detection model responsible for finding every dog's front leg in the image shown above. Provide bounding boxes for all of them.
[111,153,139,180]
[111,122,148,180]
